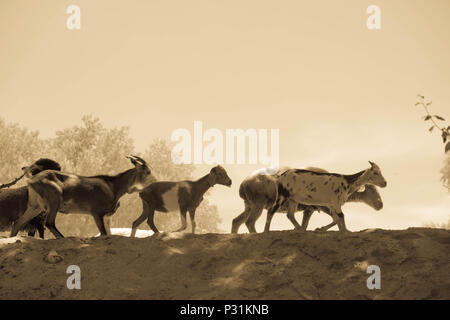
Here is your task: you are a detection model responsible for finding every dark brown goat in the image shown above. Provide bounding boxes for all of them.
[10,155,155,238]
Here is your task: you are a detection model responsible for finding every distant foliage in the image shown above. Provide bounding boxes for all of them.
[0,116,222,237]
[50,115,135,175]
[442,156,450,191]
[0,119,44,184]
[415,95,450,191]
[423,219,450,230]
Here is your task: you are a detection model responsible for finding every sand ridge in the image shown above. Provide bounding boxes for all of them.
[0,228,449,300]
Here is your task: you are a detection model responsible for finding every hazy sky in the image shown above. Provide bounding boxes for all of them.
[1,0,449,232]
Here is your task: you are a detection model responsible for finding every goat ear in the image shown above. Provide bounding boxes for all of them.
[368,161,375,167]
[208,173,216,185]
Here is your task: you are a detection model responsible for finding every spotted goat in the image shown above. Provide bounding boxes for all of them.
[231,166,383,233]
[265,161,387,232]
[131,165,232,236]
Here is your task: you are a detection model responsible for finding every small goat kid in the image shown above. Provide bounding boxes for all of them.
[10,155,155,238]
[231,167,383,233]
[265,161,387,233]
[131,165,232,236]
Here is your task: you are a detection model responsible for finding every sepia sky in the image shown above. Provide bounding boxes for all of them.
[1,0,449,232]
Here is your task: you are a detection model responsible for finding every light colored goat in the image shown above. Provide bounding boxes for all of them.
[131,165,232,236]
[231,166,383,233]
[264,161,387,233]
[296,184,383,232]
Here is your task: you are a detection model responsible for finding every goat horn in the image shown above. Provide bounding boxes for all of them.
[126,155,139,162]
[0,173,25,190]
[132,155,147,165]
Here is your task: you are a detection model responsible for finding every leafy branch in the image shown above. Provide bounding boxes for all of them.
[415,94,450,153]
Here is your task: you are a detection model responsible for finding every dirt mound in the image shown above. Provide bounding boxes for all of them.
[0,228,449,299]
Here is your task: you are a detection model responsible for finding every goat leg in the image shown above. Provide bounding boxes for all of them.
[93,214,108,236]
[175,210,187,232]
[264,203,279,232]
[189,209,196,234]
[231,202,252,234]
[300,208,314,231]
[245,204,264,233]
[337,211,349,232]
[286,200,302,230]
[10,205,42,237]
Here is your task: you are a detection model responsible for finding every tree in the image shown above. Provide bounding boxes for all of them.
[415,95,450,191]
[0,116,223,237]
[43,115,136,236]
[0,118,44,185]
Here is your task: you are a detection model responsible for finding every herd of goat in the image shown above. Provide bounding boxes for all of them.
[0,156,387,239]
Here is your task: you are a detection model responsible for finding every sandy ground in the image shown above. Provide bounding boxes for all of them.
[0,227,449,300]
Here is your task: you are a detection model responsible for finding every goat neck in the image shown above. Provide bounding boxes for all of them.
[346,189,365,203]
[346,169,372,195]
[192,173,214,198]
[110,168,136,199]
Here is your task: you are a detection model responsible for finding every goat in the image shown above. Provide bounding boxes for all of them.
[295,184,383,232]
[231,166,383,233]
[131,165,232,236]
[0,158,62,238]
[10,155,156,238]
[265,161,387,233]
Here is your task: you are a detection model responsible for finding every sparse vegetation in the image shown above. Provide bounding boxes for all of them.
[423,219,450,230]
[415,95,450,191]
[415,94,450,153]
